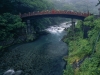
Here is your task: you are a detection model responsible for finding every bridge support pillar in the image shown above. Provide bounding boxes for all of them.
[26,20,31,34]
[82,21,85,38]
[71,18,75,37]
[71,19,75,36]
[82,21,89,38]
[81,21,84,31]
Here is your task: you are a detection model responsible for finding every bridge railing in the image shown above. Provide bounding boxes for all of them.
[19,10,90,18]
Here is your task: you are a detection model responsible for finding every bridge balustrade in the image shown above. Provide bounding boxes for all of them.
[19,10,90,18]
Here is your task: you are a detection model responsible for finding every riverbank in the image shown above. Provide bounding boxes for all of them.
[63,16,100,75]
[0,30,50,58]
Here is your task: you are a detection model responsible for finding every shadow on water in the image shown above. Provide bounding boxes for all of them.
[0,22,69,75]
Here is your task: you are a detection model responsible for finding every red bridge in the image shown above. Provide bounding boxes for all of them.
[19,10,90,20]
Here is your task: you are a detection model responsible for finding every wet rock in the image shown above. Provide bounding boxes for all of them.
[3,69,22,75]
[14,70,22,75]
[3,69,15,75]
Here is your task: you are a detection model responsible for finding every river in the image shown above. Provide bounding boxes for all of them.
[0,22,71,75]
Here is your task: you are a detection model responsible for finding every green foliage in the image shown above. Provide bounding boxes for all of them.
[75,20,82,29]
[63,15,100,74]
[84,16,95,27]
[84,16,94,21]
[63,64,74,75]
[0,13,25,41]
[79,54,100,75]
[66,39,92,64]
[26,34,36,42]
[94,18,100,29]
[0,0,54,14]
[0,46,3,50]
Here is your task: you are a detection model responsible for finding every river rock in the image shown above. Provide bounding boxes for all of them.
[3,69,22,75]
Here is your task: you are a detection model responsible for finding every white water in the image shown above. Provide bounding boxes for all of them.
[45,22,71,34]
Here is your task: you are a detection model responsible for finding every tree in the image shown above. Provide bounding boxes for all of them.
[0,13,25,41]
